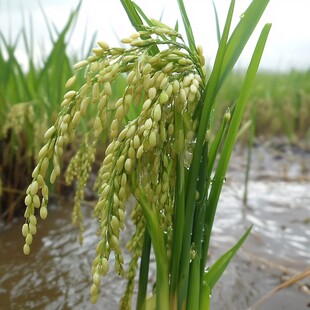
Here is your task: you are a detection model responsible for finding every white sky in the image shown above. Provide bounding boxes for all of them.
[1,0,310,71]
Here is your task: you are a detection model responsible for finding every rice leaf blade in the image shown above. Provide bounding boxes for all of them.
[203,226,252,290]
[219,0,270,85]
[177,0,196,53]
[120,0,144,30]
[212,1,221,44]
[178,1,236,308]
[136,229,151,310]
[203,23,272,257]
[132,2,155,28]
[120,0,159,55]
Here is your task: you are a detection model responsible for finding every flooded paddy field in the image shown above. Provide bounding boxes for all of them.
[0,141,309,310]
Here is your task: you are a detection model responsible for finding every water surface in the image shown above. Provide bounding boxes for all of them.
[0,143,309,309]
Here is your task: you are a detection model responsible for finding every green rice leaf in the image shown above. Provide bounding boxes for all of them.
[136,193,169,310]
[38,1,55,44]
[0,33,32,100]
[212,1,221,45]
[188,0,236,225]
[36,4,81,109]
[174,20,179,32]
[132,2,155,28]
[203,23,272,255]
[203,226,252,290]
[120,0,159,56]
[178,2,236,307]
[177,0,196,53]
[219,0,270,85]
[136,230,151,310]
[120,0,144,30]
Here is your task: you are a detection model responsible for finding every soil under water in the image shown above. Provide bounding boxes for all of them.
[0,140,309,310]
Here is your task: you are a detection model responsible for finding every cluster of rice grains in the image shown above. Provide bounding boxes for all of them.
[22,25,206,306]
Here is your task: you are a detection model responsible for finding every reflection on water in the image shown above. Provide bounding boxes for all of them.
[0,144,309,309]
[216,181,310,267]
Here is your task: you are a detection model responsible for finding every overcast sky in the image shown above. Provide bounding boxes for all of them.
[1,0,310,72]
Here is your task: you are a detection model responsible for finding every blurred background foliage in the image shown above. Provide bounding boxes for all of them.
[0,4,126,221]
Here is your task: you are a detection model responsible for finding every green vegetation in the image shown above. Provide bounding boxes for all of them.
[0,4,83,220]
[1,1,309,225]
[19,0,273,309]
[0,3,126,221]
[218,70,310,142]
[0,0,308,308]
[1,2,309,223]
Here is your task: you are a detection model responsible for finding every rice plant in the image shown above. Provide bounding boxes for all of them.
[217,70,310,144]
[0,2,98,221]
[21,0,270,308]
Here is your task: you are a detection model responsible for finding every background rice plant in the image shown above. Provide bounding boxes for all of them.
[216,70,310,143]
[0,3,127,221]
[0,5,80,221]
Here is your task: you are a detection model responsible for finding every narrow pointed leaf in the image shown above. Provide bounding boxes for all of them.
[203,23,271,256]
[204,226,252,289]
[219,0,270,85]
[132,2,155,28]
[120,0,159,56]
[178,2,236,307]
[212,1,221,44]
[120,0,144,30]
[177,0,196,52]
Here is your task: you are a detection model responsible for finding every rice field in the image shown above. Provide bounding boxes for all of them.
[218,70,310,142]
[2,44,308,222]
[0,5,127,221]
[0,1,309,309]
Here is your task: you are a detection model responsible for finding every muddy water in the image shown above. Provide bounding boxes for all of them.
[0,142,309,310]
